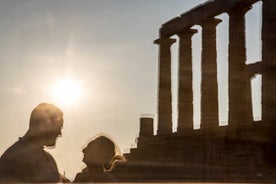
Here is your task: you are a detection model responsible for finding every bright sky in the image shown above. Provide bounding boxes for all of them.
[0,0,262,180]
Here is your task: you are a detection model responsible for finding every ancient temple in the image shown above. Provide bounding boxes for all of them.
[113,0,276,182]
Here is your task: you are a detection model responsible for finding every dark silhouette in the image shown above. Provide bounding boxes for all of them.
[0,103,69,183]
[112,0,276,182]
[74,135,125,183]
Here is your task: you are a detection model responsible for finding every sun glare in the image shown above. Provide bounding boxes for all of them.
[53,78,82,107]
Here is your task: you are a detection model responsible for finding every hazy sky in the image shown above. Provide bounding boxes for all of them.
[0,0,262,180]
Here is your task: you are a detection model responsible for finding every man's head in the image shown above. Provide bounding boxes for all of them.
[28,103,63,147]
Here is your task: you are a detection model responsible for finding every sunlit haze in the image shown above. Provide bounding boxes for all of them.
[0,0,262,180]
[53,78,82,108]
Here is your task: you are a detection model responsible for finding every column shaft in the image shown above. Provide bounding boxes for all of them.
[262,0,276,125]
[228,3,253,131]
[200,18,221,131]
[154,37,176,135]
[177,29,197,133]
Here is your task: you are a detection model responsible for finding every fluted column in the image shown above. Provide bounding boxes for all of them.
[154,37,176,135]
[262,0,276,125]
[200,18,221,131]
[228,3,253,131]
[177,29,197,133]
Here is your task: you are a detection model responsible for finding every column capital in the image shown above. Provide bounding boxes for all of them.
[177,28,198,38]
[201,18,222,29]
[228,2,252,16]
[154,37,176,46]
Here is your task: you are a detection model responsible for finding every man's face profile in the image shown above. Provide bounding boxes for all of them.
[41,116,63,147]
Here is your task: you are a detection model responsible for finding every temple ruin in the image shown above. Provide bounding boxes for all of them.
[114,0,276,182]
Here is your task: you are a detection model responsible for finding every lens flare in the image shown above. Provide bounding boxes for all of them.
[53,78,81,107]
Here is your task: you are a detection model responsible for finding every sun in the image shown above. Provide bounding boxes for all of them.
[53,78,82,107]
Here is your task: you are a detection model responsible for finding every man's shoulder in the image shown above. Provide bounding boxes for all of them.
[0,138,38,164]
[0,139,29,177]
[0,138,61,183]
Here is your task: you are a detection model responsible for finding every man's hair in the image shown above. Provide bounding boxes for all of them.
[29,103,63,128]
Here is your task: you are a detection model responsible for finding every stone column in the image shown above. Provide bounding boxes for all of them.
[200,18,221,131]
[137,117,154,147]
[177,29,197,133]
[139,117,154,137]
[262,0,276,125]
[228,3,253,131]
[154,37,176,135]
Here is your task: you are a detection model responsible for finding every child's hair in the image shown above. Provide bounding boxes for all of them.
[90,134,126,172]
[104,154,126,172]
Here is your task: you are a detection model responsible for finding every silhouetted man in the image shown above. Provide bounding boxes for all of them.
[0,103,67,183]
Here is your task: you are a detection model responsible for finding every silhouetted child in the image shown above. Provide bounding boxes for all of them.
[74,134,125,182]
